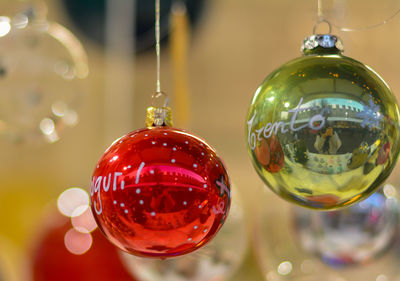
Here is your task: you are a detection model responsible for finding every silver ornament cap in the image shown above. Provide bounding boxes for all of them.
[301,34,344,55]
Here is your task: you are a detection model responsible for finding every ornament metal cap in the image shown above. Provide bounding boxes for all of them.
[301,34,344,55]
[146,106,173,127]
[145,91,173,127]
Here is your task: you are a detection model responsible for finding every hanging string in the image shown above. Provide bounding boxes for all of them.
[317,0,323,21]
[155,0,161,92]
[317,0,400,32]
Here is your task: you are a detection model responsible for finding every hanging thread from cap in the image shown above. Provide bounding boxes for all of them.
[155,0,161,93]
[146,0,172,127]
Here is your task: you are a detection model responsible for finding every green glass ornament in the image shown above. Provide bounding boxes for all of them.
[246,34,400,210]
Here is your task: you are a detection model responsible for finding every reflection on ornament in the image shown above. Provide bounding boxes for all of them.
[31,188,136,281]
[246,34,400,209]
[293,188,399,267]
[121,189,246,281]
[91,125,231,258]
[377,140,390,165]
[0,9,88,144]
[255,135,284,173]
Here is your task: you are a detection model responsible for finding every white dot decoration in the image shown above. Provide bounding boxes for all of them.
[183,201,187,205]
[193,164,198,168]
[120,203,125,207]
[163,143,167,146]
[198,205,202,209]
[125,210,128,214]
[194,225,198,229]
[185,141,189,144]
[163,132,167,135]
[172,147,177,151]
[151,212,156,216]
[201,152,205,156]
[150,170,154,174]
[203,184,207,188]
[145,134,148,137]
[136,188,141,194]
[203,229,208,233]
[139,200,144,205]
[113,200,117,205]
[188,238,192,241]
[151,141,156,145]
[171,159,176,163]
[189,188,192,191]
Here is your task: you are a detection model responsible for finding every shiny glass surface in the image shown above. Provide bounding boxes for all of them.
[254,184,400,281]
[0,13,88,144]
[293,189,398,267]
[121,191,247,281]
[90,127,231,258]
[321,0,400,31]
[246,43,400,209]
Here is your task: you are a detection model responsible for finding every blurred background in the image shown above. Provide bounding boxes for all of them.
[1,0,400,280]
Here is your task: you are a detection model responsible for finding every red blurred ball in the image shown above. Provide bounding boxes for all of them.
[32,213,136,281]
[90,127,231,258]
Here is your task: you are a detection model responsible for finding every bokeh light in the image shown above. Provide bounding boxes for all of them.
[57,187,89,218]
[64,228,93,255]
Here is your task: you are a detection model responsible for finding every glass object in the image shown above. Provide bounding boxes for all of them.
[90,106,231,258]
[246,34,400,210]
[121,189,247,281]
[293,188,398,267]
[0,7,88,144]
[320,0,400,31]
[254,183,400,281]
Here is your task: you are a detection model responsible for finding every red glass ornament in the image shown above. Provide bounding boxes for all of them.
[32,213,136,281]
[90,127,231,258]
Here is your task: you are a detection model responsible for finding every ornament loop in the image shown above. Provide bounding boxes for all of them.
[151,91,169,107]
[313,19,332,35]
